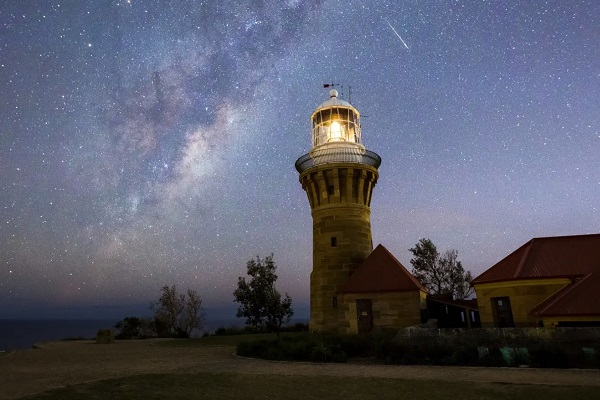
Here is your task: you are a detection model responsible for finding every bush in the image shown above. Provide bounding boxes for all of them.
[236,334,320,361]
[326,333,373,358]
[310,343,332,362]
[237,329,599,369]
[578,347,599,368]
[280,323,310,332]
[529,343,570,368]
[475,347,504,367]
[448,345,479,366]
[236,339,274,358]
[236,333,351,362]
[374,336,487,366]
[279,335,321,360]
[213,326,257,336]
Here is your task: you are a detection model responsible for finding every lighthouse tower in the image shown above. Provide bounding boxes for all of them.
[295,89,381,332]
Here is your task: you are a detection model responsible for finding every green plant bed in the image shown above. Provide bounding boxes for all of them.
[237,334,323,361]
[235,333,363,362]
[231,332,600,369]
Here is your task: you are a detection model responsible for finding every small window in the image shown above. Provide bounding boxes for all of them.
[332,297,337,307]
[460,311,465,323]
[331,237,337,247]
[328,185,335,195]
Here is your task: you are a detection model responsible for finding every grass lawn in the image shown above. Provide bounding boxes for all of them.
[22,372,598,400]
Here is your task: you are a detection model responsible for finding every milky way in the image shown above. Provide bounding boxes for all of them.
[1,0,598,319]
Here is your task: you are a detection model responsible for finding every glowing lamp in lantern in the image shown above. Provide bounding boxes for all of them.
[310,89,362,148]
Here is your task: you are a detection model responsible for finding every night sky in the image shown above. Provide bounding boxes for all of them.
[1,0,598,319]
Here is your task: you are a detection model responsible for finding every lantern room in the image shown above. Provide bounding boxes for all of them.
[311,89,362,149]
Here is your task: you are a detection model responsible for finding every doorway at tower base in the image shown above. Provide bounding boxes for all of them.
[334,291,427,334]
[313,244,429,334]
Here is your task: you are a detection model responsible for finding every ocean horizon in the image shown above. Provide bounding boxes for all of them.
[0,318,239,351]
[0,317,308,351]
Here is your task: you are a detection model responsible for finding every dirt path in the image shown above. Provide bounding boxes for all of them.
[1,340,599,399]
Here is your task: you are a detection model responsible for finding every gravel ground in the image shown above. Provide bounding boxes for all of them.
[1,340,599,399]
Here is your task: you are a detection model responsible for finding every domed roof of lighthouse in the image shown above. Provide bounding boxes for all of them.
[295,89,381,173]
[313,89,356,112]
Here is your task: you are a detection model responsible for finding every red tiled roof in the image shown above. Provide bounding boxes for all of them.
[472,234,600,284]
[532,272,600,317]
[339,244,427,293]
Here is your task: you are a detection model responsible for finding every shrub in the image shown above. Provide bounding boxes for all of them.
[280,323,310,332]
[328,333,373,358]
[578,347,599,368]
[235,333,351,363]
[477,347,506,367]
[237,328,600,368]
[279,334,320,361]
[236,339,273,358]
[213,326,256,336]
[448,345,479,366]
[331,349,349,363]
[236,334,320,361]
[374,337,409,364]
[310,343,332,362]
[529,343,570,368]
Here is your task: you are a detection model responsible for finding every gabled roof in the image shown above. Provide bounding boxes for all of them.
[472,234,600,284]
[339,244,427,294]
[532,272,600,317]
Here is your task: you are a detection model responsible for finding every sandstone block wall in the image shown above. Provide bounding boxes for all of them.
[299,163,379,332]
[475,280,570,327]
[339,291,426,334]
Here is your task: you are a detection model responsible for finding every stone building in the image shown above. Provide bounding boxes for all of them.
[295,90,426,333]
[338,244,427,334]
[472,233,600,328]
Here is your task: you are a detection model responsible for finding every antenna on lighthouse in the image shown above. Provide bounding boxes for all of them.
[323,83,352,103]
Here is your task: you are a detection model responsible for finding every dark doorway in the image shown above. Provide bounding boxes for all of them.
[492,297,515,327]
[356,299,373,333]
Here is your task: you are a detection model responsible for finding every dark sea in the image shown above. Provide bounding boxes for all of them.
[0,319,117,351]
[0,319,249,351]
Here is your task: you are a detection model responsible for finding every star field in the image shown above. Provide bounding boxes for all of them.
[1,0,598,319]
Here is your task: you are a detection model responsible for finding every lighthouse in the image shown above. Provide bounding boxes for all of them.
[295,89,381,332]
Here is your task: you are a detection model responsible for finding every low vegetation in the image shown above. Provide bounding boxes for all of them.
[234,331,600,369]
[212,322,308,337]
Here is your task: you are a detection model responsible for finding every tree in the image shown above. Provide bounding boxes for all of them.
[114,316,141,339]
[409,238,474,300]
[179,288,206,337]
[233,254,294,337]
[151,285,206,337]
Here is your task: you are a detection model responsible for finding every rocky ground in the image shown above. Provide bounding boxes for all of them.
[1,340,599,399]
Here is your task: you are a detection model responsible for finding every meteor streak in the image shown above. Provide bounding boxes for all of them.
[385,19,409,50]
